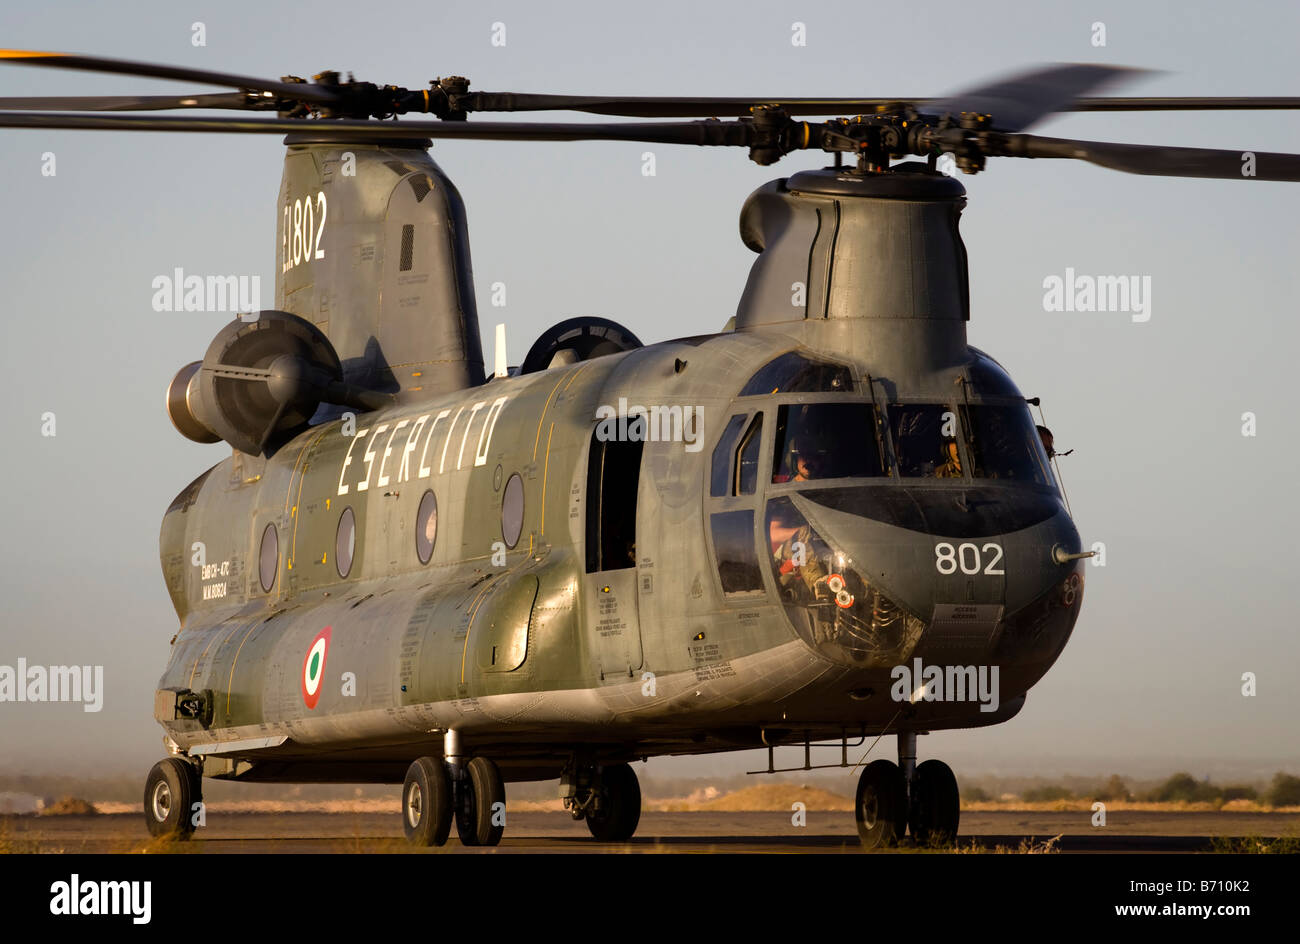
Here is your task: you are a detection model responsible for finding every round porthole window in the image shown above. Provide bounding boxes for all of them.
[336,507,356,578]
[258,523,278,592]
[501,473,524,549]
[416,490,438,564]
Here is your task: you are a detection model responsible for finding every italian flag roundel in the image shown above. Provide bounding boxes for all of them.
[301,627,331,710]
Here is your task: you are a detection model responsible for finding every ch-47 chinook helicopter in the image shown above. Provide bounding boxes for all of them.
[3,50,1298,849]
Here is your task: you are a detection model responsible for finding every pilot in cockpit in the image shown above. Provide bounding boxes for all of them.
[772,409,832,483]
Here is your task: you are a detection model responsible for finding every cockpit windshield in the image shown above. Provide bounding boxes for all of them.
[771,403,887,483]
[889,404,962,478]
[960,404,1054,485]
[758,399,1056,487]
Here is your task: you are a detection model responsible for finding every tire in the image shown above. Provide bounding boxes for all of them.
[454,756,506,847]
[855,759,907,849]
[402,756,453,846]
[910,759,960,845]
[586,763,642,842]
[143,758,200,840]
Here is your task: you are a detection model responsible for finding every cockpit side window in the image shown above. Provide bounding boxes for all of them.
[710,413,749,498]
[771,403,887,483]
[959,404,1054,485]
[888,404,962,478]
[735,414,763,495]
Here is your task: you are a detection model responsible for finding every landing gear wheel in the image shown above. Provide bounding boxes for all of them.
[855,759,907,849]
[402,756,453,846]
[455,756,506,847]
[586,763,642,842]
[143,758,200,840]
[909,759,960,845]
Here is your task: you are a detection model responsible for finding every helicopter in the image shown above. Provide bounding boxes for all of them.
[2,50,1297,849]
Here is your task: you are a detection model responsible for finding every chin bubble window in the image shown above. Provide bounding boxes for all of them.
[416,490,438,564]
[335,507,356,578]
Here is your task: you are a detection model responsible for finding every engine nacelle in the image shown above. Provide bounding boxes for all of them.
[165,310,349,456]
[520,317,643,374]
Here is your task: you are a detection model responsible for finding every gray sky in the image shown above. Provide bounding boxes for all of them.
[0,0,1296,781]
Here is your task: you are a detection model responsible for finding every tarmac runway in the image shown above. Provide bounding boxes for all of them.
[6,810,1297,853]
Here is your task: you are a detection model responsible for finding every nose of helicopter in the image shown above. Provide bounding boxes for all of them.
[769,485,1085,682]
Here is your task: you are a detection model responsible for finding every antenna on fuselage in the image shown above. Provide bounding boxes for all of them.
[494,323,508,378]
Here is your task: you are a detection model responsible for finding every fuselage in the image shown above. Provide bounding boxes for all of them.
[155,328,1084,783]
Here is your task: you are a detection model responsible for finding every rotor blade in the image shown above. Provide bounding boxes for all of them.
[0,92,252,111]
[459,93,913,118]
[1070,96,1300,113]
[995,133,1300,181]
[928,64,1145,131]
[460,91,1300,119]
[0,49,337,105]
[0,111,755,146]
[5,91,1294,118]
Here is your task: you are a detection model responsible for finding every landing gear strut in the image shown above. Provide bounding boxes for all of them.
[853,733,960,848]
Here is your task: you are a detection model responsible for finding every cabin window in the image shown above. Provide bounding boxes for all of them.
[501,474,524,549]
[258,523,278,593]
[336,507,356,578]
[586,433,642,572]
[415,490,438,563]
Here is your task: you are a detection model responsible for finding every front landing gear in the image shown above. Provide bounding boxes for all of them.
[910,758,960,844]
[143,757,202,839]
[852,734,960,849]
[855,760,907,848]
[403,731,505,847]
[402,756,453,846]
[454,755,506,846]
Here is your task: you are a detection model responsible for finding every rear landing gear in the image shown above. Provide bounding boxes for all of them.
[143,757,201,840]
[585,763,642,842]
[852,734,960,849]
[560,759,643,842]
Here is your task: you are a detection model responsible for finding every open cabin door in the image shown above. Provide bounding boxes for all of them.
[582,432,645,679]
